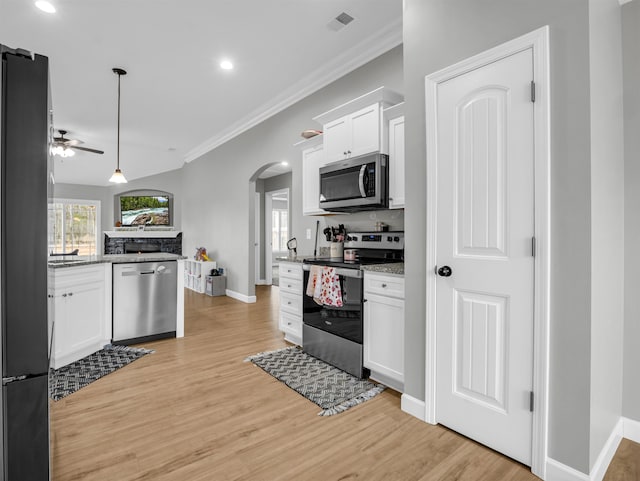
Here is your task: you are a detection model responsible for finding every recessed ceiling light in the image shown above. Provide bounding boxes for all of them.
[281,161,289,166]
[35,1,56,13]
[220,60,234,70]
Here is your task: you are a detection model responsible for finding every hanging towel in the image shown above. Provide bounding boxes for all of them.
[305,265,323,305]
[320,266,343,308]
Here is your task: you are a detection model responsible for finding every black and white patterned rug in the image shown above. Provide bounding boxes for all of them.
[49,345,154,401]
[245,346,385,416]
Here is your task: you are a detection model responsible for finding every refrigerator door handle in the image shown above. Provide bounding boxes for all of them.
[2,375,28,385]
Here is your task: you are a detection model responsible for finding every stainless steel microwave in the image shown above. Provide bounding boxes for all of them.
[319,153,388,212]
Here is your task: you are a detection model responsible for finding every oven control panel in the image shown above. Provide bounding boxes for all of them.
[344,231,404,250]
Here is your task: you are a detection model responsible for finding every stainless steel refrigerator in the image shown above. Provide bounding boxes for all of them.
[0,45,50,480]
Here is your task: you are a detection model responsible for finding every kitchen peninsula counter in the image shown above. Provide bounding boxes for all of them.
[48,252,186,268]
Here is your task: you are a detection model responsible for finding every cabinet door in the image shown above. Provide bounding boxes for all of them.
[64,281,105,357]
[323,116,350,163]
[302,144,327,215]
[350,103,381,158]
[363,292,404,383]
[388,115,405,209]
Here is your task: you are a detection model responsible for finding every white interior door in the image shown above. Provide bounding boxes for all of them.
[434,47,535,465]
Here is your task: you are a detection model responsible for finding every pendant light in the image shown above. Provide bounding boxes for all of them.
[109,67,128,183]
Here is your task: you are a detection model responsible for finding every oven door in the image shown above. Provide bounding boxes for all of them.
[302,266,363,343]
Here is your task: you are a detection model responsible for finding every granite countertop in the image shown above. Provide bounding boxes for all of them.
[277,256,405,276]
[48,252,186,269]
[360,263,404,276]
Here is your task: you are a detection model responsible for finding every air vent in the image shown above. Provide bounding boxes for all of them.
[327,12,355,31]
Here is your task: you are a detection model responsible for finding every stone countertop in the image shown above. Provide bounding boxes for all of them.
[48,253,187,269]
[277,257,405,276]
[360,263,405,276]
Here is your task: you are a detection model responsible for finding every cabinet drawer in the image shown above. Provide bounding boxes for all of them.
[280,291,302,316]
[364,273,405,299]
[279,263,302,281]
[280,276,302,295]
[279,311,302,338]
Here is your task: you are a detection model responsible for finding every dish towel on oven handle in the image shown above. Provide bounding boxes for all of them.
[320,266,343,308]
[305,265,323,305]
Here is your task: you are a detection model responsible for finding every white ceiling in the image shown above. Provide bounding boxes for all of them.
[0,0,402,186]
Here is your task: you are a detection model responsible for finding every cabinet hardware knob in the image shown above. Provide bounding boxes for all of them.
[288,284,292,288]
[68,292,73,296]
[381,283,387,288]
[62,293,67,297]
[287,301,292,305]
[48,294,53,298]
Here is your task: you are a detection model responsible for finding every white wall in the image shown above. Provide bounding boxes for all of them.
[588,0,625,469]
[403,0,594,473]
[622,0,640,423]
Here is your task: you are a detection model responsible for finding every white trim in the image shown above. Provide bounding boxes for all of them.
[619,0,634,5]
[590,418,623,481]
[545,459,590,481]
[622,416,640,443]
[400,394,427,421]
[255,279,269,286]
[184,19,403,163]
[225,289,256,303]
[424,26,551,478]
[52,197,102,255]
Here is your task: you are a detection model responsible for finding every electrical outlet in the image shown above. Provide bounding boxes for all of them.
[306,228,311,239]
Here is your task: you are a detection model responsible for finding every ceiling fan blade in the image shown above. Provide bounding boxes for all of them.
[65,139,83,146]
[71,145,104,155]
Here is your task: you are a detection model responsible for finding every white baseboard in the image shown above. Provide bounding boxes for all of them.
[401,393,426,421]
[590,418,623,481]
[225,289,257,303]
[545,417,627,481]
[255,279,268,285]
[545,458,589,481]
[622,416,640,443]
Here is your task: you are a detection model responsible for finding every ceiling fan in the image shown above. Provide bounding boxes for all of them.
[52,130,104,157]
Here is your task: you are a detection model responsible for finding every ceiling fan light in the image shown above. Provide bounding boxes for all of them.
[109,168,127,184]
[63,147,75,158]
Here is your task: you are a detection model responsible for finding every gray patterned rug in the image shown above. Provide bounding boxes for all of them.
[49,345,154,401]
[245,346,385,416]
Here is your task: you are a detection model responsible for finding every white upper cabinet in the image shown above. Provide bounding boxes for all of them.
[314,87,403,164]
[323,103,381,163]
[385,102,405,209]
[297,135,328,216]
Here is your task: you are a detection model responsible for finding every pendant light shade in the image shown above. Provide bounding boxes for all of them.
[109,67,128,183]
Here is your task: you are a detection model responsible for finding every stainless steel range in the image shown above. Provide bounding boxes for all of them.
[302,232,404,378]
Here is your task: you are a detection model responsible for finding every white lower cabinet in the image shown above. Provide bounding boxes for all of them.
[50,264,111,369]
[278,261,303,345]
[363,272,405,392]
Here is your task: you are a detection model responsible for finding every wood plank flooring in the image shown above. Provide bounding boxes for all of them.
[50,286,639,480]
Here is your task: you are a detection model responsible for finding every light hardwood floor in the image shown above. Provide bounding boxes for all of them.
[50,286,639,480]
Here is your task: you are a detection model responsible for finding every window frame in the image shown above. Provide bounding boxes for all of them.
[49,198,101,256]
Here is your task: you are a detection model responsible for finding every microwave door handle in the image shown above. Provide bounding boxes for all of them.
[358,165,367,197]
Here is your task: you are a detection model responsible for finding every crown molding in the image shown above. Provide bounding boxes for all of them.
[184,18,403,163]
[619,0,634,5]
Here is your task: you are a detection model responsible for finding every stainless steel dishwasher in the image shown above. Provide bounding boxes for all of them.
[112,261,177,344]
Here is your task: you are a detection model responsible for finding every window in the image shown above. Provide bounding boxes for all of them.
[48,199,100,256]
[271,209,288,252]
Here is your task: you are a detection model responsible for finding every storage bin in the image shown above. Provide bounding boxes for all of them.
[205,275,226,296]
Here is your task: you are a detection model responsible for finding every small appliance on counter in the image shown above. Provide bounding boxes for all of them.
[286,237,297,259]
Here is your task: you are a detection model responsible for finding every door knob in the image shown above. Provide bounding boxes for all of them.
[437,265,452,277]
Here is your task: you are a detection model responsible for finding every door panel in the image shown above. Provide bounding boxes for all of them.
[435,47,535,466]
[457,88,508,258]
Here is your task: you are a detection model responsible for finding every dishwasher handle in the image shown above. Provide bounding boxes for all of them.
[121,270,156,277]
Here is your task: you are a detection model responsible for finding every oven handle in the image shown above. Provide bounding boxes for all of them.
[358,164,367,197]
[303,264,363,279]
